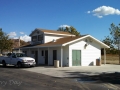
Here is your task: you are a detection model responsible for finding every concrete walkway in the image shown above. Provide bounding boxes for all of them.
[22,64,120,77]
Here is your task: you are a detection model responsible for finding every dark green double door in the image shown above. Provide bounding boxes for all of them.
[72,50,81,66]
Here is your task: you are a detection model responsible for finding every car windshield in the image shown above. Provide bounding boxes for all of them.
[16,53,27,57]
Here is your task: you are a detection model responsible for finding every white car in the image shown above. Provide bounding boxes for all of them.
[0,53,36,68]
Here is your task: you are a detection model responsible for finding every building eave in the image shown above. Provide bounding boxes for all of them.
[44,32,75,36]
[62,35,110,48]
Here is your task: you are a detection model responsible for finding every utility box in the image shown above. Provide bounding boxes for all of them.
[54,60,59,68]
[96,59,101,66]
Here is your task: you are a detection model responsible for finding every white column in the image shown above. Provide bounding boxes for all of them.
[61,47,63,67]
[19,36,20,53]
[28,49,30,56]
[48,47,49,66]
[38,48,39,64]
[104,48,106,65]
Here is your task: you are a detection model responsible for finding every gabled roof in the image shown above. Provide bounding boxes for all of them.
[34,34,110,48]
[40,29,73,35]
[21,35,110,49]
[62,35,110,48]
[36,35,86,47]
[30,28,74,36]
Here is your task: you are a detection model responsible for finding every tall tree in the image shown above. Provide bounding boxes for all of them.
[109,23,120,64]
[101,36,115,54]
[57,26,80,36]
[102,36,113,48]
[0,29,13,53]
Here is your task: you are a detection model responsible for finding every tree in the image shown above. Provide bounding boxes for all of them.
[102,36,114,48]
[109,23,120,64]
[20,40,30,46]
[57,26,80,36]
[11,39,30,48]
[0,29,13,53]
[101,36,117,55]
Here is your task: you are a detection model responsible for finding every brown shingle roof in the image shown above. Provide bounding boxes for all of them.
[37,28,74,35]
[37,35,87,47]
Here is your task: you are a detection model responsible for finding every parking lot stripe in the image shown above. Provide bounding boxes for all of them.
[76,82,91,90]
[103,83,120,90]
[80,83,91,90]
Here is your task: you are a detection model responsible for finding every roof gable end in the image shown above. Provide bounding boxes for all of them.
[30,28,75,36]
[62,35,110,48]
[29,28,44,36]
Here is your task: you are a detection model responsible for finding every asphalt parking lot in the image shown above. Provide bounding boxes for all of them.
[0,64,120,90]
[22,64,120,77]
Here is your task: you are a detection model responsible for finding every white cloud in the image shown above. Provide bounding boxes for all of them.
[20,35,31,42]
[87,11,91,13]
[8,32,30,42]
[93,14,103,18]
[20,32,24,34]
[8,32,17,37]
[13,37,18,39]
[98,15,103,18]
[59,25,70,28]
[87,6,120,18]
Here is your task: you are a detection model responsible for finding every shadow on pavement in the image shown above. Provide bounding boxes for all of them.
[57,71,120,84]
[0,65,34,69]
[35,64,55,68]
[90,72,120,84]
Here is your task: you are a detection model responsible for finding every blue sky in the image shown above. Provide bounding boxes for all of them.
[0,0,120,42]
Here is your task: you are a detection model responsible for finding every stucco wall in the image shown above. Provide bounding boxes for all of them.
[69,37,101,66]
[37,47,61,66]
[22,37,101,67]
[44,34,66,43]
[63,45,69,66]
[49,47,61,65]
[37,47,69,67]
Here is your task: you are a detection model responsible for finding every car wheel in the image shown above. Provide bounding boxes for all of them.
[2,61,6,67]
[17,62,22,68]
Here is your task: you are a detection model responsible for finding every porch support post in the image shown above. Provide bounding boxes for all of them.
[48,47,49,66]
[38,48,39,65]
[104,48,106,65]
[61,46,63,67]
[28,49,30,56]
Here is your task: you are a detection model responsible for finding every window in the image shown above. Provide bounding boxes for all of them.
[7,53,12,57]
[37,31,39,34]
[38,34,43,41]
[12,53,17,58]
[41,50,44,56]
[32,36,37,42]
[16,53,27,57]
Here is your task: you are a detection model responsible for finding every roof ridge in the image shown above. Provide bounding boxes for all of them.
[36,28,74,35]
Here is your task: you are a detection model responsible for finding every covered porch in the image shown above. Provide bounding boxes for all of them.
[22,46,65,67]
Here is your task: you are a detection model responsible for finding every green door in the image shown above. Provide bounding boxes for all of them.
[72,50,76,66]
[72,50,81,66]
